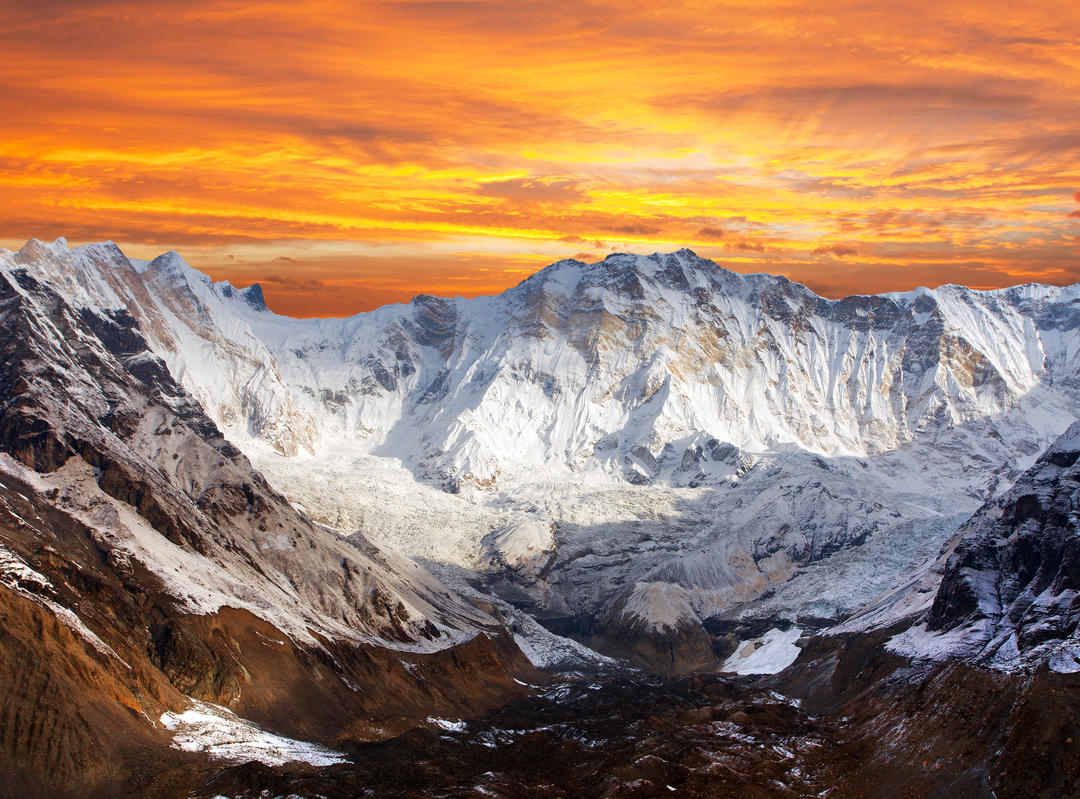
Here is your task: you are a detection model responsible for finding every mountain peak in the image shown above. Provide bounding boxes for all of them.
[147,249,186,271]
[240,282,267,311]
[13,236,69,263]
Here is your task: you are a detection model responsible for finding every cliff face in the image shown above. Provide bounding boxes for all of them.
[919,421,1080,671]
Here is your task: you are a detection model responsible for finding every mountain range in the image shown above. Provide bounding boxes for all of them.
[2,237,1078,798]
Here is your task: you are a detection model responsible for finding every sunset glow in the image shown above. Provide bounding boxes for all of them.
[2,0,1079,315]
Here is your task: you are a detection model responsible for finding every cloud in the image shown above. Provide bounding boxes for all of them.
[1,0,1077,312]
[813,244,859,257]
[560,234,605,248]
[476,177,585,204]
[259,274,327,292]
[607,223,661,236]
[725,239,768,253]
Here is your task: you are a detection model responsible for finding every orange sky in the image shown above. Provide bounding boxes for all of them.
[1,0,1078,316]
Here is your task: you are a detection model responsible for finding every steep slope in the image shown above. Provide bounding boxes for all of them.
[762,425,1080,798]
[14,240,1079,480]
[860,420,1080,672]
[7,238,1080,672]
[0,258,531,796]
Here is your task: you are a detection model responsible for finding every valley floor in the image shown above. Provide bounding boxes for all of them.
[130,642,1080,799]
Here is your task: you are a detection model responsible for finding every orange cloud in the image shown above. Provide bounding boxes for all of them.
[1,0,1078,315]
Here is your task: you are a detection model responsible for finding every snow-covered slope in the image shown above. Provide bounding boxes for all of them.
[14,239,1079,477]
[866,421,1080,673]
[0,252,504,650]
[7,237,1080,671]
[0,254,544,793]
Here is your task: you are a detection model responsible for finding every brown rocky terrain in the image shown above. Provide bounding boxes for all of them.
[118,635,1080,799]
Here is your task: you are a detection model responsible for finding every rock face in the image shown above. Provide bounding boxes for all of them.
[872,421,1080,672]
[762,426,1080,799]
[0,256,533,796]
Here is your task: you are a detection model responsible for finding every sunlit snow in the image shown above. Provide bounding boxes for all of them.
[722,627,803,675]
[160,701,347,767]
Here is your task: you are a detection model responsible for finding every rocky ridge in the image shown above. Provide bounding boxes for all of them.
[6,238,1080,673]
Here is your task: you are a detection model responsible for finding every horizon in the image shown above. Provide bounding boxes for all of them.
[2,1,1078,316]
[12,234,1076,319]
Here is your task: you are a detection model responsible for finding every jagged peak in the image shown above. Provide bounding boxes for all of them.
[147,249,185,269]
[1040,419,1080,465]
[145,249,205,287]
[9,238,1080,325]
[240,282,267,311]
[13,236,69,263]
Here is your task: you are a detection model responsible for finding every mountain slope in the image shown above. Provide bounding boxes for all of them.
[15,240,1080,479]
[857,420,1080,672]
[760,425,1080,798]
[0,255,532,796]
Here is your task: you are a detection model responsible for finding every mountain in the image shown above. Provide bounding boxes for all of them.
[4,237,1080,798]
[838,419,1080,673]
[0,247,534,797]
[757,422,1080,798]
[6,238,1080,675]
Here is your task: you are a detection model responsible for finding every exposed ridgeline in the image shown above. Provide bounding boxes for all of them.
[842,420,1080,673]
[924,420,1080,672]
[769,423,1080,799]
[11,238,1080,485]
[0,250,531,796]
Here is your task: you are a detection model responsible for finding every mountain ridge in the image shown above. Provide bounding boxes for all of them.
[6,237,1080,673]
[0,255,537,794]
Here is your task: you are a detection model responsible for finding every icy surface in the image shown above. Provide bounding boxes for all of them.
[722,627,803,675]
[160,701,348,766]
[854,422,1080,673]
[427,717,468,732]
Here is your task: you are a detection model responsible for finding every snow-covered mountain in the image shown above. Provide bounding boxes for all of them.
[6,237,1080,671]
[0,248,538,794]
[17,239,1080,474]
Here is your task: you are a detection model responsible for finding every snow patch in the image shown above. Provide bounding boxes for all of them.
[427,717,468,732]
[160,701,347,766]
[483,519,553,568]
[722,627,802,675]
